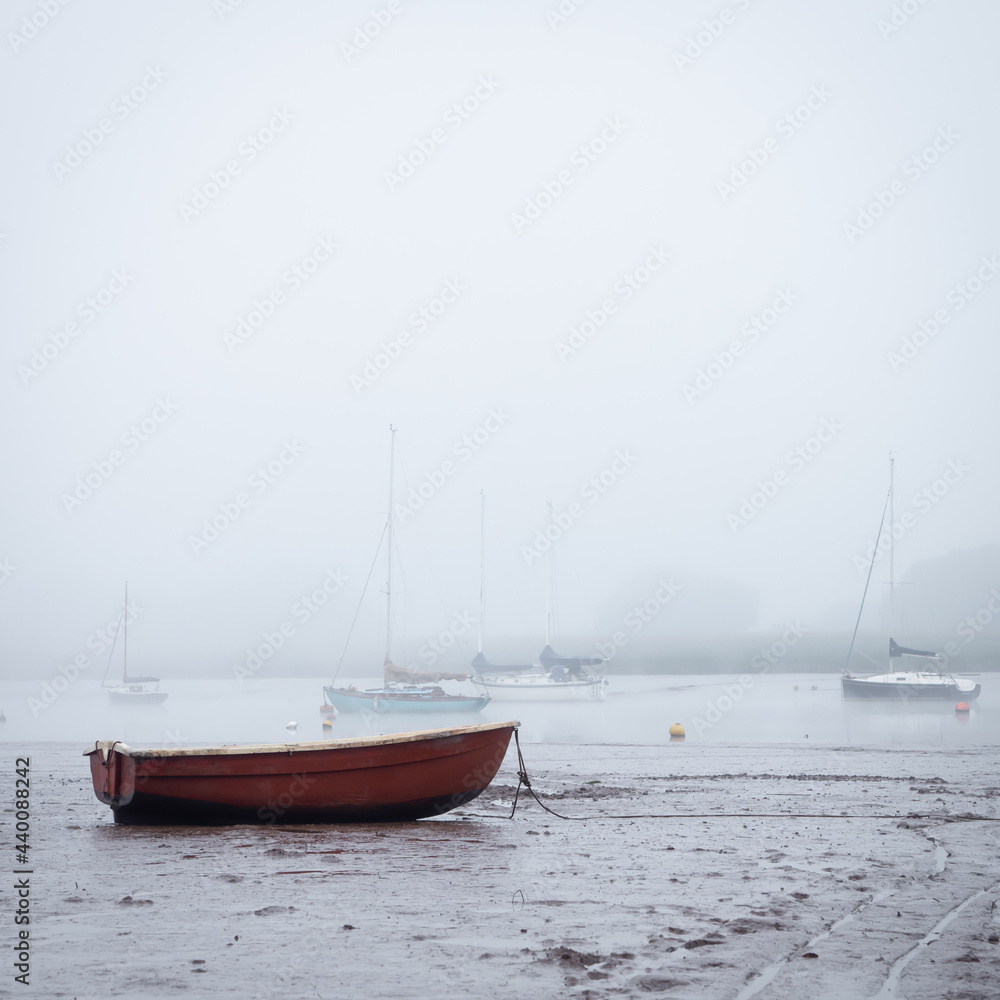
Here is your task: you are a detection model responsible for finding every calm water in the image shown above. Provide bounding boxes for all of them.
[2,672,997,749]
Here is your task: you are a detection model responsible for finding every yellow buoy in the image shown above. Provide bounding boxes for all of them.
[321,717,334,729]
[668,722,685,738]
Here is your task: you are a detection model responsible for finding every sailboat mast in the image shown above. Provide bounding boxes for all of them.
[545,500,553,646]
[385,426,396,662]
[888,455,894,646]
[123,581,128,682]
[478,490,485,654]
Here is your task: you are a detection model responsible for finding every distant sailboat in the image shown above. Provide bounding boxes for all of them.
[473,498,608,702]
[324,427,490,714]
[841,457,981,702]
[102,584,168,704]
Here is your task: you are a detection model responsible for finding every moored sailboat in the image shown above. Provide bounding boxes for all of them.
[102,585,168,704]
[841,457,981,702]
[324,427,490,714]
[324,660,490,714]
[473,497,608,702]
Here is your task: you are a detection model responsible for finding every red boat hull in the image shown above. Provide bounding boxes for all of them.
[84,721,517,825]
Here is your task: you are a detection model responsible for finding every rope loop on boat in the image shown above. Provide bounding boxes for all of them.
[100,740,122,766]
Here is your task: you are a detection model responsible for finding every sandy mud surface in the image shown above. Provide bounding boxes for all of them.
[9,741,1000,998]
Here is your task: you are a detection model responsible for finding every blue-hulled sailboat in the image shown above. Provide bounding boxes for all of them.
[323,427,490,715]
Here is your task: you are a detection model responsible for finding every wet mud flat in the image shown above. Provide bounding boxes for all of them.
[15,741,1000,999]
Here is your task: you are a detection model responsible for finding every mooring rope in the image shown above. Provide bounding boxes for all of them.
[509,728,581,821]
[502,730,998,824]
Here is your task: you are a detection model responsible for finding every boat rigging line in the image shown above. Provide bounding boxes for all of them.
[844,483,890,671]
[395,440,455,628]
[101,597,128,687]
[331,519,389,682]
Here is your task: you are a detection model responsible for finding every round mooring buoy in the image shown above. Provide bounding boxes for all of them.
[668,722,685,739]
[286,721,298,731]
[321,717,333,729]
[955,701,970,714]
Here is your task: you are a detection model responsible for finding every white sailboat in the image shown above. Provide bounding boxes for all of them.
[841,457,981,702]
[473,497,608,702]
[102,584,168,704]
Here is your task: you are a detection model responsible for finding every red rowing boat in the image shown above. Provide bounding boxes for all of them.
[85,720,518,825]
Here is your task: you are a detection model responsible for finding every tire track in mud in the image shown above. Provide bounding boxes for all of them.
[869,882,1000,999]
[735,890,895,1000]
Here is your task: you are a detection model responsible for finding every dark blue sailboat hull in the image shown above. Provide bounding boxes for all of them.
[841,677,980,701]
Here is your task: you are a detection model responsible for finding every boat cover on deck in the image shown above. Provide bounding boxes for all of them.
[889,638,940,659]
[538,644,605,669]
[383,659,468,685]
[471,652,536,674]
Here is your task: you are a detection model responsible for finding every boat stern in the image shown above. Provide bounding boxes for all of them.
[84,741,136,809]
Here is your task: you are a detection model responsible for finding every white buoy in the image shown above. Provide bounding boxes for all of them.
[286,721,298,730]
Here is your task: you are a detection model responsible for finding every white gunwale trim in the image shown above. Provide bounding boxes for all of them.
[83,720,520,758]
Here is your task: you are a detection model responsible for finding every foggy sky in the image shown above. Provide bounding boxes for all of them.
[2,0,999,681]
